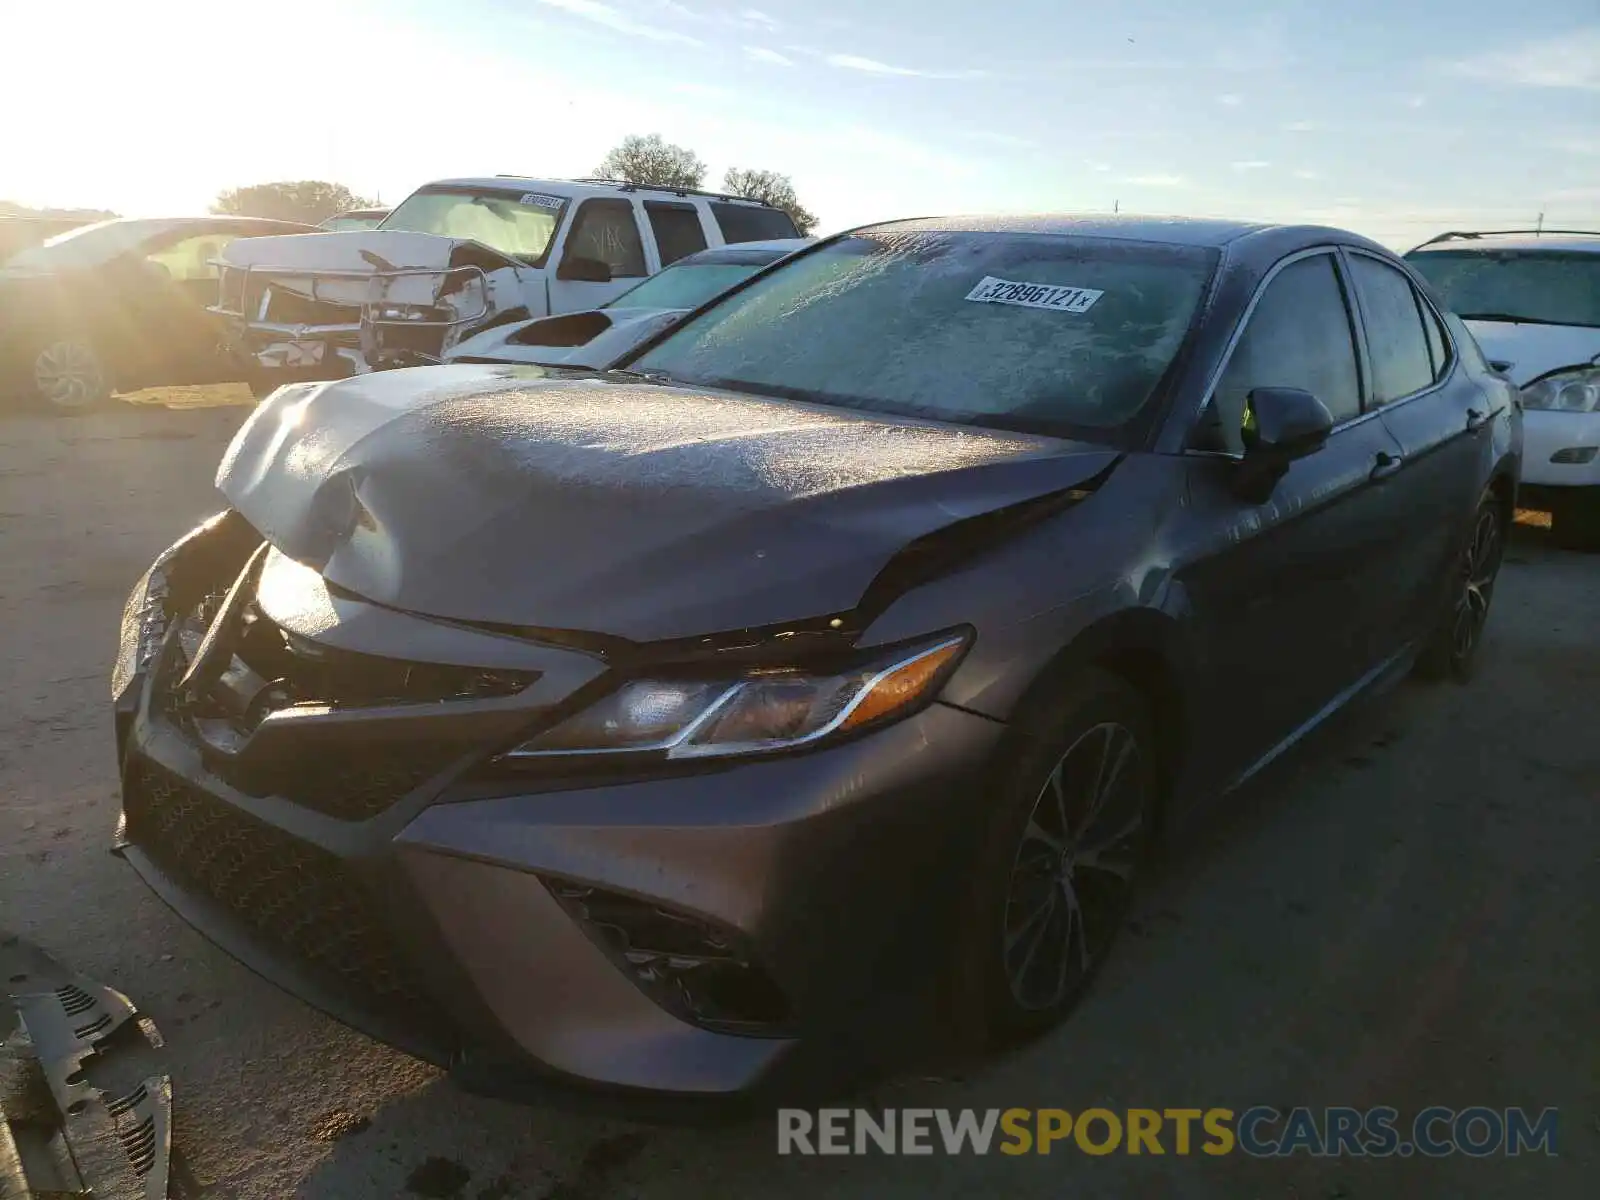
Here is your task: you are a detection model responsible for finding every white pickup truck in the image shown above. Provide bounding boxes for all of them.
[211,175,802,389]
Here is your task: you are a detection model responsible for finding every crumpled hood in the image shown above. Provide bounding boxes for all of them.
[1464,319,1600,386]
[219,228,511,273]
[217,365,1116,642]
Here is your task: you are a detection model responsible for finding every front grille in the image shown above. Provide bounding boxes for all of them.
[125,762,453,1042]
[261,286,361,328]
[238,740,472,822]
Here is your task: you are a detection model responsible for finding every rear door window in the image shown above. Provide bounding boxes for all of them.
[710,202,799,244]
[1196,253,1363,453]
[565,199,647,278]
[1348,255,1435,403]
[644,202,708,266]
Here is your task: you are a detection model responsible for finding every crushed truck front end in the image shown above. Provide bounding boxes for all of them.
[211,228,528,387]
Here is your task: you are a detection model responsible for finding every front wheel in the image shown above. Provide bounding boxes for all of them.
[32,335,113,410]
[1415,491,1505,682]
[1551,487,1600,553]
[951,670,1158,1050]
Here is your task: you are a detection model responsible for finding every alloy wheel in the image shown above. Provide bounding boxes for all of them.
[1003,721,1148,1011]
[1450,504,1501,668]
[33,339,107,409]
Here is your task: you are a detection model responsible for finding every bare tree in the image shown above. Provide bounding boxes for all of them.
[594,134,707,190]
[721,168,818,235]
[212,181,377,225]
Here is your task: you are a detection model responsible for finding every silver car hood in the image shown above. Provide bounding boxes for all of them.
[214,365,1113,642]
[1464,320,1600,386]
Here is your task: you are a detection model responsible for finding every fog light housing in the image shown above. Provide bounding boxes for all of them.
[1550,446,1598,465]
[545,880,793,1035]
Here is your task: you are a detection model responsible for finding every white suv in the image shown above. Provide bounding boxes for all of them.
[211,176,801,389]
[1405,230,1600,550]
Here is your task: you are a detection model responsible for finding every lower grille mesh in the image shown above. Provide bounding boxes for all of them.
[125,762,452,1043]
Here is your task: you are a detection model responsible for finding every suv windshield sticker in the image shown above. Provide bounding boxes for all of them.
[964,276,1104,313]
[519,193,566,209]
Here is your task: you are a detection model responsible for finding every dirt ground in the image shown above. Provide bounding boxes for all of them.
[1,389,1594,1199]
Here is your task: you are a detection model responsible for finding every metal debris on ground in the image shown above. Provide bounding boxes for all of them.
[2,933,171,1199]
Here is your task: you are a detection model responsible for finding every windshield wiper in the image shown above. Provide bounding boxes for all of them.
[1454,312,1563,326]
[601,367,683,386]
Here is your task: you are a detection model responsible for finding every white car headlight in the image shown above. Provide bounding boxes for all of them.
[1521,366,1600,413]
[504,633,969,761]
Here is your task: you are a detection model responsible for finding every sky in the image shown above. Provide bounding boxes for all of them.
[2,0,1596,249]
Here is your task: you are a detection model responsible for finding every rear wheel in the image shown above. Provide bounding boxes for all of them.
[1551,487,1600,553]
[952,670,1158,1049]
[1415,492,1505,682]
[32,336,112,410]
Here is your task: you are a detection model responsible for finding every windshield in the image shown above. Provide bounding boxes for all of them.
[379,186,567,265]
[630,230,1217,438]
[1404,249,1600,329]
[4,218,169,271]
[605,261,768,310]
[321,214,386,232]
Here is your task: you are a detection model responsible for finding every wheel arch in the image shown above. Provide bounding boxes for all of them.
[1002,607,1195,815]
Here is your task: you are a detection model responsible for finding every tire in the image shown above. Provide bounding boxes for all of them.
[32,335,113,410]
[950,669,1159,1051]
[1415,490,1506,683]
[1551,487,1600,553]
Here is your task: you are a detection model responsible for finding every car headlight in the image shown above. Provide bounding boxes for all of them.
[1521,366,1600,413]
[504,632,970,761]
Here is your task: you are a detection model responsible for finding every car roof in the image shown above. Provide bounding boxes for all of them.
[421,176,785,209]
[73,215,315,236]
[673,238,814,266]
[856,213,1385,253]
[1407,230,1600,255]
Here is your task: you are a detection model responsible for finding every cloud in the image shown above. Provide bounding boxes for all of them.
[1293,169,1323,180]
[744,45,793,66]
[1284,120,1318,132]
[966,130,1037,150]
[1122,173,1190,188]
[824,53,987,80]
[536,0,702,45]
[738,8,779,29]
[671,80,731,98]
[1544,133,1600,156]
[1405,94,1427,108]
[1446,27,1600,90]
[1087,161,1112,173]
[1232,160,1269,170]
[1217,93,1243,106]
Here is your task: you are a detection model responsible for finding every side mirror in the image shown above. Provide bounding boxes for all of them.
[1232,386,1334,503]
[556,254,612,283]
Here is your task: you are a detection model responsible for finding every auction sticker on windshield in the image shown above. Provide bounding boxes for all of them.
[519,193,565,209]
[965,276,1104,313]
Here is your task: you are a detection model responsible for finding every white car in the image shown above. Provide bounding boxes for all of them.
[1405,230,1600,550]
[211,176,803,389]
[445,237,813,369]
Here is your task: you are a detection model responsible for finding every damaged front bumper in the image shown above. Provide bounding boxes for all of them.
[110,517,1005,1114]
[210,259,496,379]
[1,937,171,1199]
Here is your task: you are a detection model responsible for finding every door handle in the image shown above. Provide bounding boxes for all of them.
[1370,451,1404,481]
[1465,408,1489,432]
